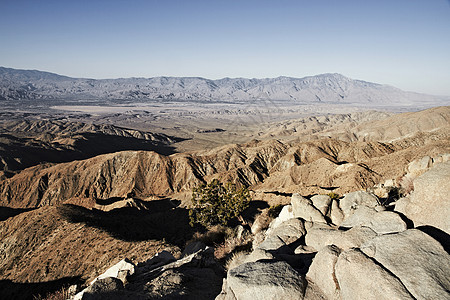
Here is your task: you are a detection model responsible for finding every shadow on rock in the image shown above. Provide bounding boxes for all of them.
[58,202,194,247]
[241,200,270,223]
[417,225,450,254]
[0,276,82,300]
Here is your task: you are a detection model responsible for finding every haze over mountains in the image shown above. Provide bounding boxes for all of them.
[0,67,447,106]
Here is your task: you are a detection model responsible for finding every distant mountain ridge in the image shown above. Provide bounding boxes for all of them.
[0,66,447,105]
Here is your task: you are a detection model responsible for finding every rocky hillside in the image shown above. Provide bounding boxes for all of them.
[1,67,447,105]
[1,121,449,209]
[215,161,450,299]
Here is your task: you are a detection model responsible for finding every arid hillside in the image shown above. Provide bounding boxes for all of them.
[0,106,448,299]
[257,105,450,142]
[1,108,449,210]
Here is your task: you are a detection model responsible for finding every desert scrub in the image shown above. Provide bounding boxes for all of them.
[327,192,340,200]
[189,179,251,228]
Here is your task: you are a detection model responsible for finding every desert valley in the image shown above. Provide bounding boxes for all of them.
[0,67,449,299]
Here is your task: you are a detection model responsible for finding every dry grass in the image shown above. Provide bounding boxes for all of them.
[33,286,72,300]
[187,223,253,264]
[224,250,251,271]
[189,225,233,246]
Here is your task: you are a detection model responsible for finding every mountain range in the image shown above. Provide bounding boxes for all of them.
[0,67,447,105]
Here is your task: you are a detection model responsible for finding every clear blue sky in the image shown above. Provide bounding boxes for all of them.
[1,0,450,95]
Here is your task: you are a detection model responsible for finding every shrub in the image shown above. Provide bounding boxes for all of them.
[327,192,340,200]
[189,179,251,228]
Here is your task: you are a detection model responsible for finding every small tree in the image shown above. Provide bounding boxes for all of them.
[189,179,250,228]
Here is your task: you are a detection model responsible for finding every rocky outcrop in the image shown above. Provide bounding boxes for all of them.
[291,193,327,224]
[72,246,223,300]
[338,191,381,220]
[219,176,450,300]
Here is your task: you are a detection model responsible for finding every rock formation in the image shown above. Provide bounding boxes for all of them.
[217,161,450,299]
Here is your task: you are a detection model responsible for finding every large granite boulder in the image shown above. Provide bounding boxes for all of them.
[340,206,407,234]
[226,260,306,300]
[310,194,332,216]
[335,249,414,300]
[291,193,327,224]
[395,161,450,234]
[265,217,306,245]
[265,204,295,231]
[339,191,381,219]
[329,199,344,226]
[360,229,450,300]
[305,224,377,251]
[306,245,341,299]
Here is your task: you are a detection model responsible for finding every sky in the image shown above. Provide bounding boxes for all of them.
[1,0,450,95]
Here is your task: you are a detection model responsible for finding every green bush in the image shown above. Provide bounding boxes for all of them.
[189,179,251,228]
[327,192,340,200]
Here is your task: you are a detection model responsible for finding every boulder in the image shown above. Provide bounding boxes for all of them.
[257,235,292,254]
[407,155,433,177]
[361,229,450,300]
[136,250,176,274]
[140,269,187,298]
[182,241,206,257]
[82,277,124,300]
[339,191,380,219]
[329,199,344,226]
[395,162,450,234]
[227,260,306,300]
[95,258,135,283]
[294,245,317,255]
[340,206,407,234]
[304,280,328,300]
[73,259,134,300]
[335,249,414,300]
[216,279,236,300]
[266,204,295,231]
[265,218,306,245]
[305,224,377,251]
[310,195,332,216]
[306,245,341,299]
[291,193,327,224]
[252,232,266,249]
